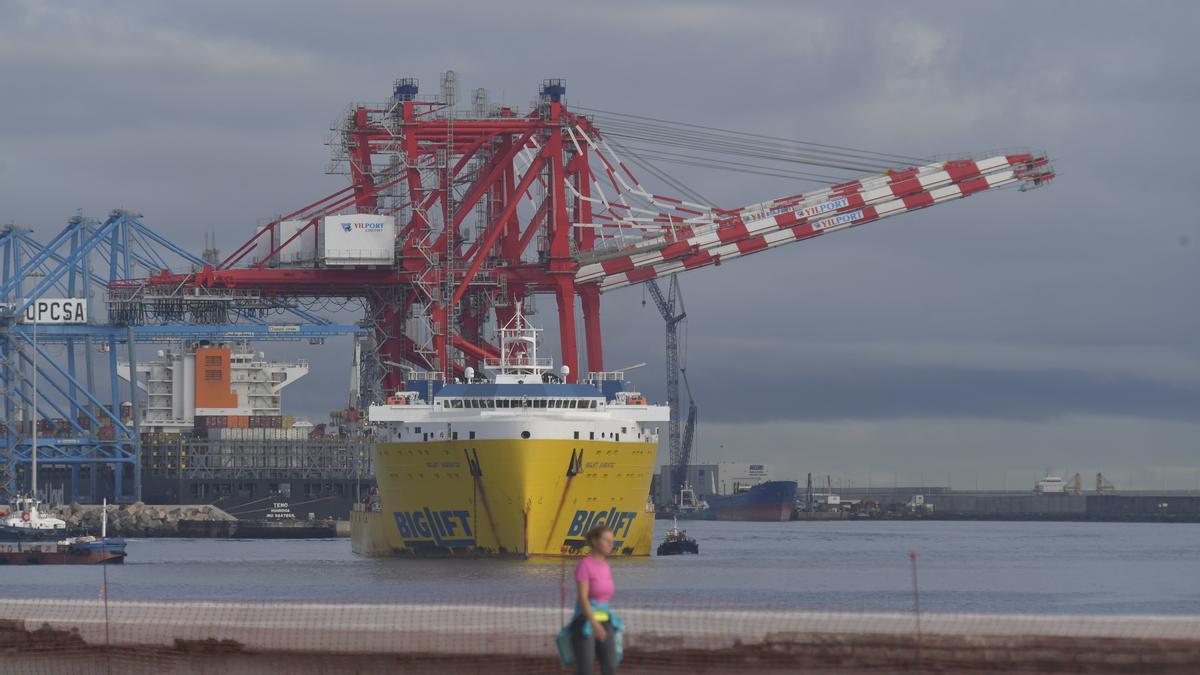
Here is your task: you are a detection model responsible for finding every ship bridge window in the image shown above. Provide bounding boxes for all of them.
[534,400,547,409]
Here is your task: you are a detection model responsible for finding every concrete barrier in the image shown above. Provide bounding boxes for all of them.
[1,599,1197,673]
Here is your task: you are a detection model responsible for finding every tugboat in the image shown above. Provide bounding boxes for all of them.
[656,517,699,556]
[659,482,712,521]
[0,495,69,541]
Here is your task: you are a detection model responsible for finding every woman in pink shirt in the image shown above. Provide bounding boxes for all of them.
[568,524,622,674]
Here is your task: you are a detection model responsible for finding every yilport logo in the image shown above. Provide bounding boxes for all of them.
[562,508,637,549]
[340,221,386,233]
[393,508,475,548]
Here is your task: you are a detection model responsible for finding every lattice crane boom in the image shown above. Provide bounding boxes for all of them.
[645,275,688,495]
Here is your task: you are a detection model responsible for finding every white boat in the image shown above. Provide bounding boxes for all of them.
[1,495,68,541]
[1034,475,1066,494]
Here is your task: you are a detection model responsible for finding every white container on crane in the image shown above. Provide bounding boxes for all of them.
[321,214,395,266]
[279,219,317,263]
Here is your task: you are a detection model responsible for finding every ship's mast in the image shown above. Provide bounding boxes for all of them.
[30,315,37,502]
[487,306,555,383]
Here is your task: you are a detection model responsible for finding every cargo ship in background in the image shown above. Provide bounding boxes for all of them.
[119,341,373,521]
[17,341,372,525]
[707,480,798,522]
[353,314,669,558]
[655,464,796,522]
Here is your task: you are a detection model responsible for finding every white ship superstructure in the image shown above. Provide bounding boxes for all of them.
[118,341,308,433]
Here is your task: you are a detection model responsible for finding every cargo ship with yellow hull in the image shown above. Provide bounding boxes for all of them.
[352,315,669,558]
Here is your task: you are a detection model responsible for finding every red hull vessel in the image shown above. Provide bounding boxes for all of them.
[0,543,126,565]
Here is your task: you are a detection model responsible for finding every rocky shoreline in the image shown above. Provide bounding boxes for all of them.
[47,502,237,538]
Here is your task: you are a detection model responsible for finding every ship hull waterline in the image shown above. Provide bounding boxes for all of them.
[353,437,658,558]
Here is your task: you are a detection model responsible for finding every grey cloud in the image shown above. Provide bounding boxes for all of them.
[687,364,1200,424]
[2,0,1197,483]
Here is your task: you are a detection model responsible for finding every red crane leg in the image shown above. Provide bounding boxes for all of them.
[349,108,378,213]
[459,303,484,370]
[580,284,603,373]
[554,276,579,383]
[379,303,406,395]
[431,303,450,376]
[401,101,429,265]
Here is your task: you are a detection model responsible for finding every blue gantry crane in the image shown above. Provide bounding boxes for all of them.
[1,211,359,503]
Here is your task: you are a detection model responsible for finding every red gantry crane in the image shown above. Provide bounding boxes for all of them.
[114,74,1054,403]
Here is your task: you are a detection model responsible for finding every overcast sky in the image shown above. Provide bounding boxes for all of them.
[3,1,1197,489]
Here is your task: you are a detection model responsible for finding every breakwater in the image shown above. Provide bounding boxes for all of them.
[47,503,236,538]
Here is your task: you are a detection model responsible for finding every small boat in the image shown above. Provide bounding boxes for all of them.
[0,498,126,565]
[659,483,712,521]
[656,517,699,556]
[1,495,69,542]
[0,538,127,565]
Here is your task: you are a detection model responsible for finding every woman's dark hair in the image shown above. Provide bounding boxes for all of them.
[585,524,613,544]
